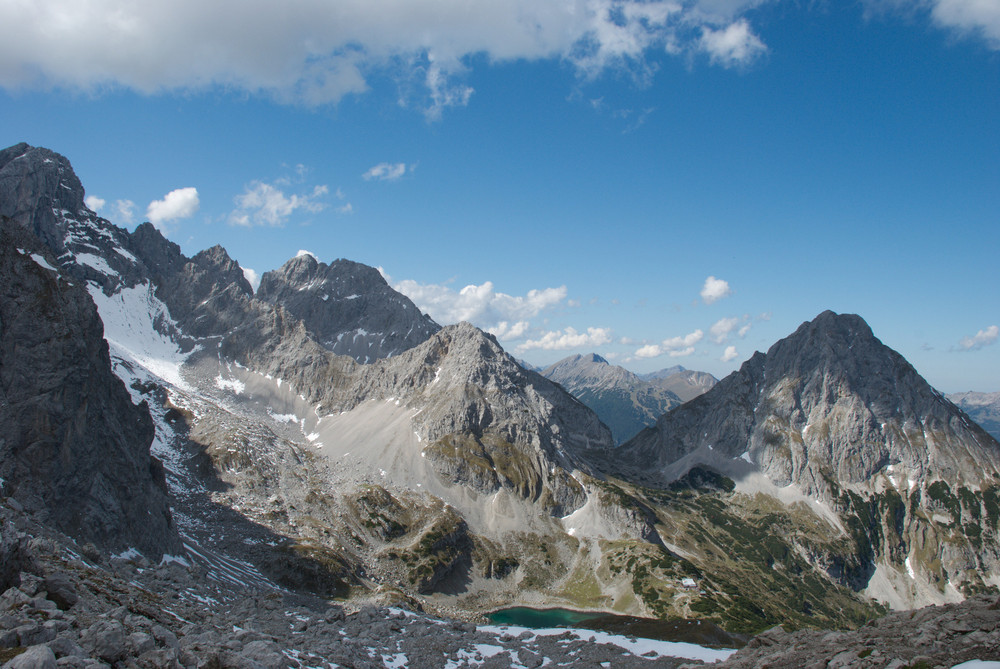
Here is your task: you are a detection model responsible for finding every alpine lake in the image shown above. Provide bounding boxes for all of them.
[486,607,747,649]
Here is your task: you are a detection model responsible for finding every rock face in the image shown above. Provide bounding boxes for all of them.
[542,353,684,444]
[949,390,1000,442]
[256,253,439,363]
[0,221,179,558]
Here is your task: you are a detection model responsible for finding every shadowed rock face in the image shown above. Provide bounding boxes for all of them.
[257,253,440,363]
[619,310,1000,497]
[0,222,180,558]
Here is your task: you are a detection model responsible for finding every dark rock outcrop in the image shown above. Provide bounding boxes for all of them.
[0,221,180,558]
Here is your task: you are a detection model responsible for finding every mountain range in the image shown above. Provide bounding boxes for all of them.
[540,354,716,444]
[3,143,1000,646]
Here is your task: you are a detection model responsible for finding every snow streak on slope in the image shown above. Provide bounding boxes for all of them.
[87,281,194,390]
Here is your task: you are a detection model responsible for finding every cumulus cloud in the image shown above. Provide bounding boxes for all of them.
[700,275,732,304]
[635,329,704,358]
[721,345,739,362]
[959,325,999,351]
[84,195,105,213]
[229,181,328,227]
[0,0,782,116]
[489,320,531,340]
[387,273,568,333]
[516,327,614,352]
[363,162,410,181]
[699,19,767,67]
[147,187,200,231]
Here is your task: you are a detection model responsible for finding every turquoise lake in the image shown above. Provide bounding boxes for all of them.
[486,607,746,648]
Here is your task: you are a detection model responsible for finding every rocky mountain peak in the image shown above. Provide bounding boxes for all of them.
[619,310,1000,499]
[255,252,440,363]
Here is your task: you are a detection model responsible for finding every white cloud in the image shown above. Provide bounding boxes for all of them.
[388,274,568,333]
[959,325,999,351]
[721,345,738,362]
[738,322,752,337]
[0,0,782,115]
[242,267,260,292]
[517,327,614,352]
[229,181,328,227]
[698,19,767,67]
[147,187,200,231]
[635,329,704,358]
[489,320,531,340]
[700,275,732,304]
[85,195,105,213]
[363,162,410,181]
[296,249,319,261]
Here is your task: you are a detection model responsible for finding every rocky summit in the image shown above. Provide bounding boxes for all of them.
[2,142,1000,667]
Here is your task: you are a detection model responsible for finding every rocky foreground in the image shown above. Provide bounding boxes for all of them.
[706,599,1000,669]
[4,489,1000,669]
[0,500,734,669]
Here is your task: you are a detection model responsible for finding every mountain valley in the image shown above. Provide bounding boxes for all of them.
[2,142,1000,667]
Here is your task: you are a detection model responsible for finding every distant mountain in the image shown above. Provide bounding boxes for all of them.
[542,354,684,444]
[616,310,1000,608]
[642,365,718,403]
[948,391,1000,442]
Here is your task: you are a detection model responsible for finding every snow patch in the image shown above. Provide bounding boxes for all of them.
[112,547,143,561]
[87,281,193,390]
[75,252,117,276]
[114,246,138,263]
[268,410,299,424]
[739,451,753,464]
[19,248,59,272]
[214,375,246,395]
[906,556,916,580]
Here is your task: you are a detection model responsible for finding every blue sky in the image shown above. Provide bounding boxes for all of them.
[1,0,998,392]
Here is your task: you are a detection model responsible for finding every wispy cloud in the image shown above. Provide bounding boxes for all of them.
[959,325,999,351]
[363,162,411,182]
[109,199,136,227]
[229,181,328,227]
[721,345,739,362]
